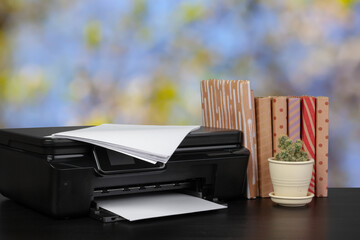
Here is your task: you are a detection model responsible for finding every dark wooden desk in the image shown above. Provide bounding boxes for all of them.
[0,188,358,240]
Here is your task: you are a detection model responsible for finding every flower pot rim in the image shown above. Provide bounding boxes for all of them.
[268,157,314,165]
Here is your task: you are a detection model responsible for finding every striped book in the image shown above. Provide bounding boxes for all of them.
[288,97,301,142]
[255,97,273,197]
[301,96,316,195]
[200,79,258,199]
[315,97,329,197]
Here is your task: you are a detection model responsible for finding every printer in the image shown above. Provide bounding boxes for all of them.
[0,126,249,222]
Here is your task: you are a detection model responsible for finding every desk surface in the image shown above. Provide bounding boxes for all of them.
[0,188,359,240]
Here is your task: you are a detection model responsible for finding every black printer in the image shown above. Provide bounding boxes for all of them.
[0,126,249,222]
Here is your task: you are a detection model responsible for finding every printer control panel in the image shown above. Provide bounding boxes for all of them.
[93,147,165,175]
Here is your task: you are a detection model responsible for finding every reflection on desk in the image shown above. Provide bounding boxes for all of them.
[0,188,359,240]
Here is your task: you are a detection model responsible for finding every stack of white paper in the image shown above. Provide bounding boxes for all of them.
[95,192,227,221]
[50,124,200,164]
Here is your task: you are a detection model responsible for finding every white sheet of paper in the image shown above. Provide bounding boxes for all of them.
[50,124,200,164]
[95,192,227,221]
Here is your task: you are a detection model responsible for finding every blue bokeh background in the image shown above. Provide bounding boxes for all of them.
[0,0,359,186]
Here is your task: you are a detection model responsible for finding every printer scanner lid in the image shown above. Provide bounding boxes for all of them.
[0,126,242,155]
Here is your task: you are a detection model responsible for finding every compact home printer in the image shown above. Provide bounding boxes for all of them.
[0,126,249,222]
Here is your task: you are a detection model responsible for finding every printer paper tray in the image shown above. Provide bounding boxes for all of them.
[90,191,227,222]
[91,179,207,222]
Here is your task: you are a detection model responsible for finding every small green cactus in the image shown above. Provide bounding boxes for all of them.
[275,135,309,162]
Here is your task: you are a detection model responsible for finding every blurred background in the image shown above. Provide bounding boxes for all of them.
[0,0,359,187]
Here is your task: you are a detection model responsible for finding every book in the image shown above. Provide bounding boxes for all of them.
[288,97,301,142]
[200,79,258,199]
[301,96,316,195]
[315,97,329,197]
[271,97,288,156]
[255,97,273,197]
[251,90,259,197]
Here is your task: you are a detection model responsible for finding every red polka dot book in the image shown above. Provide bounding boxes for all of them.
[271,97,288,157]
[315,97,329,197]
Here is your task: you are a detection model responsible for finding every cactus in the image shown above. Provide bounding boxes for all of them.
[274,135,309,162]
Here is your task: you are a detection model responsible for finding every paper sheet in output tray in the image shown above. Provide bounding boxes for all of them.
[95,192,227,221]
[50,124,200,164]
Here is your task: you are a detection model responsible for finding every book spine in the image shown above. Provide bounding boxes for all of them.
[200,79,258,199]
[288,97,301,142]
[301,96,316,195]
[272,97,288,156]
[251,90,259,197]
[237,81,257,199]
[315,97,329,197]
[255,97,273,197]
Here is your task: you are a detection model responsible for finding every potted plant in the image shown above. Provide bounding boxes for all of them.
[268,135,314,198]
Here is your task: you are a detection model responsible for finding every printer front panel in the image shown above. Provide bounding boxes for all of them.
[0,146,94,218]
[90,147,250,201]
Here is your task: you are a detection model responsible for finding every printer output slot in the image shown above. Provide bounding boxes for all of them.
[93,180,200,198]
[90,180,204,223]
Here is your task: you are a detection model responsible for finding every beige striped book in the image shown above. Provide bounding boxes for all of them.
[255,97,273,197]
[200,79,258,199]
[288,97,301,142]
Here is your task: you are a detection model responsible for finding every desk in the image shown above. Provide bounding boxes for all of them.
[0,188,358,240]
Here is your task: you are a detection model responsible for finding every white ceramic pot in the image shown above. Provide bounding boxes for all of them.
[268,157,314,197]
